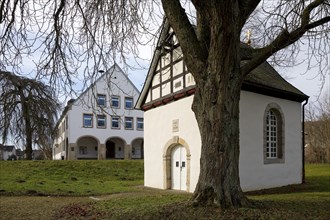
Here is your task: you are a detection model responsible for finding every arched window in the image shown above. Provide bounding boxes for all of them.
[264,103,285,164]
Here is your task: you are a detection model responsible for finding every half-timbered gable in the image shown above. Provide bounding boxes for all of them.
[139,25,196,111]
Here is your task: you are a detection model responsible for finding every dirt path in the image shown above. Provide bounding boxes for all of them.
[0,188,190,220]
[0,196,91,220]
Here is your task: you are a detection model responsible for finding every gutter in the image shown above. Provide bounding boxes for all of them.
[302,98,309,184]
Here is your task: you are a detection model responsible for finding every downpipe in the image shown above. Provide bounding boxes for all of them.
[302,98,309,184]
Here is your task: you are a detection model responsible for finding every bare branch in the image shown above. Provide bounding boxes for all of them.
[241,0,330,76]
[161,0,207,80]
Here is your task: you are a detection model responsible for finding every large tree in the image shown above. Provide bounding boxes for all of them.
[0,71,60,159]
[1,0,329,207]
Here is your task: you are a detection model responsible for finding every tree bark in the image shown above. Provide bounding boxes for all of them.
[189,2,250,208]
[191,78,250,208]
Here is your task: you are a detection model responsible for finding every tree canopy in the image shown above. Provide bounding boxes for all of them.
[0,71,60,159]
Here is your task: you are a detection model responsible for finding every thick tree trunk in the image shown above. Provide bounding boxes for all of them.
[190,4,250,208]
[191,79,250,208]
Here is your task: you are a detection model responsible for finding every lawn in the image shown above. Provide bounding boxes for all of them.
[0,161,329,219]
[0,160,144,196]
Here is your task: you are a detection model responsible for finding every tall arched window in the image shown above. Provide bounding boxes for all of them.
[264,103,285,164]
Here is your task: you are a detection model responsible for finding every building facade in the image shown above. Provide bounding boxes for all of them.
[53,64,144,160]
[0,144,17,160]
[136,21,308,192]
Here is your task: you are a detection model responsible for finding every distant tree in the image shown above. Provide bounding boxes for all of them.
[0,71,60,160]
[1,0,329,208]
[305,91,330,163]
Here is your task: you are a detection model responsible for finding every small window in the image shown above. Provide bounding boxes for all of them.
[79,146,87,155]
[264,103,285,164]
[137,118,144,130]
[111,116,120,129]
[125,117,133,130]
[65,116,68,129]
[111,96,120,108]
[125,97,133,109]
[97,115,106,128]
[97,94,106,107]
[83,114,93,128]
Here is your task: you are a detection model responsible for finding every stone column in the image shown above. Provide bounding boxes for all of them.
[98,144,106,160]
[68,143,77,160]
[124,144,132,160]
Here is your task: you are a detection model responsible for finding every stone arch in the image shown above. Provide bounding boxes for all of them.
[76,135,100,160]
[163,136,191,192]
[131,138,144,159]
[105,136,127,159]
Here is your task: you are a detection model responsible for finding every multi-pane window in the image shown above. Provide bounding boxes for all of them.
[97,115,106,128]
[79,146,87,155]
[83,114,93,128]
[125,97,133,109]
[111,96,120,108]
[125,117,133,129]
[111,116,120,129]
[97,94,106,107]
[264,103,284,164]
[266,110,277,158]
[137,118,144,130]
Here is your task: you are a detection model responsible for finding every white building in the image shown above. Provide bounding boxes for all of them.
[0,144,17,160]
[136,21,309,192]
[53,64,144,160]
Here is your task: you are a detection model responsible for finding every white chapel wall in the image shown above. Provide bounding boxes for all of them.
[144,91,303,192]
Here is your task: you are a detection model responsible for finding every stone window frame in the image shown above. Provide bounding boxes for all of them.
[124,117,134,130]
[96,114,107,129]
[111,116,121,129]
[263,103,285,164]
[111,95,120,108]
[97,94,106,107]
[83,113,93,128]
[136,117,144,130]
[124,97,134,109]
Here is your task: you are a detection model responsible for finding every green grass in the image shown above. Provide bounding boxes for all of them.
[0,162,329,219]
[0,160,143,196]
